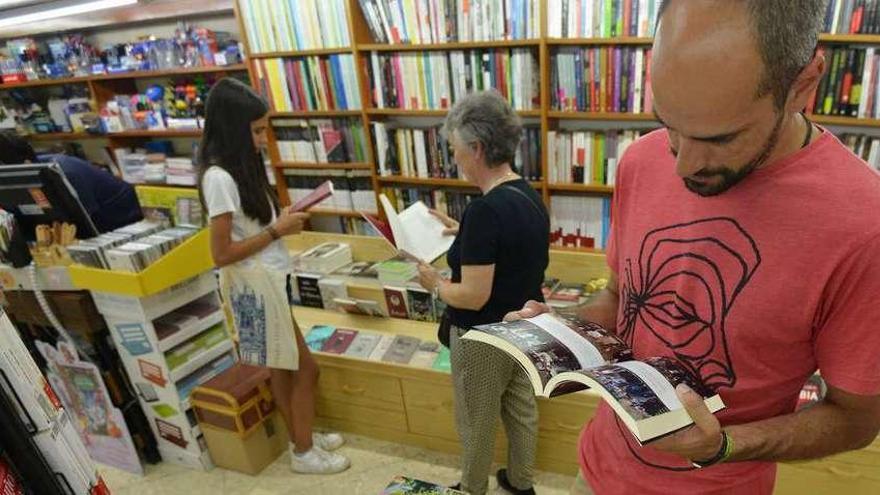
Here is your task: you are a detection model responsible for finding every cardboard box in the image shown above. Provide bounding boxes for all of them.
[191,364,287,474]
[32,411,98,495]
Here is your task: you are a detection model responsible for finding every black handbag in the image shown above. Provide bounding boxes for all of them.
[437,310,452,348]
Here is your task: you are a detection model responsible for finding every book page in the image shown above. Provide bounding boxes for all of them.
[396,201,454,262]
[530,313,609,368]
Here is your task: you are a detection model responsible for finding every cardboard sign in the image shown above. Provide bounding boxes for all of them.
[115,323,153,356]
[138,359,167,387]
[155,418,187,448]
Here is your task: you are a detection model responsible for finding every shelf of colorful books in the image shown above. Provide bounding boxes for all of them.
[271,110,363,118]
[548,111,658,122]
[546,37,654,46]
[548,183,615,194]
[809,115,880,128]
[26,132,103,141]
[358,39,542,52]
[378,175,544,189]
[157,310,227,354]
[367,108,542,118]
[248,47,354,59]
[275,162,373,170]
[309,208,375,218]
[108,129,203,138]
[817,34,880,44]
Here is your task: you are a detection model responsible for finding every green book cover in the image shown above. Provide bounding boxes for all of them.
[432,347,451,373]
[605,0,614,37]
[305,325,336,352]
[152,404,178,418]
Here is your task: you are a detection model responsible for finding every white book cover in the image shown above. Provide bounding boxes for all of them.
[547,131,557,183]
[585,132,594,184]
[371,52,384,108]
[413,129,429,178]
[379,194,454,263]
[634,49,645,114]
[376,0,396,44]
[859,48,875,118]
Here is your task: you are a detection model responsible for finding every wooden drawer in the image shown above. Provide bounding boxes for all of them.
[316,397,407,431]
[537,393,600,444]
[401,378,505,445]
[317,365,404,412]
[776,457,880,495]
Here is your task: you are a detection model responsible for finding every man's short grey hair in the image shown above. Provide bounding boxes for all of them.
[658,0,825,110]
[443,90,523,168]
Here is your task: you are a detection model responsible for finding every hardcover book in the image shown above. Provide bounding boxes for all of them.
[305,325,335,352]
[381,335,421,364]
[344,332,382,359]
[384,286,410,319]
[406,287,436,322]
[320,328,358,354]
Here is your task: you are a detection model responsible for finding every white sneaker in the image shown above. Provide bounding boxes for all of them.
[288,432,346,452]
[290,445,350,474]
[313,431,345,451]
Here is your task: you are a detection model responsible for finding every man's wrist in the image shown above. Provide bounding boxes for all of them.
[692,431,734,468]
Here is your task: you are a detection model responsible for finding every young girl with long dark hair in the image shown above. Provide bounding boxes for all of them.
[199,78,349,474]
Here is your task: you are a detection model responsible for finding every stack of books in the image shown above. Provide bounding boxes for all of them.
[839,133,880,170]
[254,55,362,112]
[550,196,611,250]
[67,223,197,271]
[822,0,880,34]
[304,325,452,373]
[547,0,662,38]
[547,129,644,185]
[809,46,880,119]
[551,46,653,114]
[239,0,351,53]
[375,259,419,286]
[164,158,197,186]
[297,242,354,274]
[274,118,368,164]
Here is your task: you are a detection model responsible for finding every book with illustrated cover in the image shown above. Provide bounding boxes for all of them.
[296,274,324,309]
[409,341,440,368]
[344,332,382,359]
[318,277,348,311]
[321,328,358,354]
[382,475,465,494]
[381,335,421,364]
[368,334,396,361]
[305,325,336,352]
[463,313,726,444]
[384,286,409,319]
[406,287,436,322]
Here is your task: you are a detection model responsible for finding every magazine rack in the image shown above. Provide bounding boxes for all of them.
[69,229,233,470]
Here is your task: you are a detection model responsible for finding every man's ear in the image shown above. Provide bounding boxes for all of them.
[789,51,826,113]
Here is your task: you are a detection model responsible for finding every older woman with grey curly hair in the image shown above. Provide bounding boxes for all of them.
[418,90,550,495]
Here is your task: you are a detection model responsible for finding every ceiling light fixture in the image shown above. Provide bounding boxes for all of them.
[0,0,138,29]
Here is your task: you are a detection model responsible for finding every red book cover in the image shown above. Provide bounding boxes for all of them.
[841,59,854,109]
[291,180,334,212]
[644,50,654,114]
[496,52,507,99]
[321,328,358,354]
[606,47,614,113]
[623,0,633,37]
[291,61,306,111]
[320,58,337,110]
[590,49,599,112]
[258,60,275,111]
[284,60,300,110]
[383,287,409,319]
[852,5,865,34]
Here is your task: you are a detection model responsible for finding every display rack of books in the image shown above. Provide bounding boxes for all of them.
[67,226,235,470]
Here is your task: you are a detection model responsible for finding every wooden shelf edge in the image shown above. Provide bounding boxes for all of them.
[809,115,880,128]
[1,64,247,89]
[548,184,615,194]
[359,39,541,52]
[817,34,880,44]
[270,110,363,117]
[26,133,105,141]
[108,130,202,138]
[378,176,544,189]
[548,111,658,121]
[276,162,373,170]
[547,37,653,46]
[249,47,353,58]
[367,108,541,117]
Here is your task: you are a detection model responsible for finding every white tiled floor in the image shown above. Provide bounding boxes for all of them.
[99,434,575,494]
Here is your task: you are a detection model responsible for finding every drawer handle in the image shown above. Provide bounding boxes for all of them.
[342,384,366,395]
[827,466,861,478]
[554,421,582,431]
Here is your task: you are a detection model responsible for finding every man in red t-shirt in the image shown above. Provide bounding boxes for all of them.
[507,1,880,494]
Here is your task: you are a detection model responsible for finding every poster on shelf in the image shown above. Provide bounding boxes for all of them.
[36,340,143,475]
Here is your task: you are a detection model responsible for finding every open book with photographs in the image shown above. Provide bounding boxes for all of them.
[463,313,725,444]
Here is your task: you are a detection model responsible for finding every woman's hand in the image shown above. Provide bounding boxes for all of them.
[418,263,442,291]
[429,209,460,236]
[272,208,310,237]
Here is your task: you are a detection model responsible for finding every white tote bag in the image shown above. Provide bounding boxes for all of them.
[219,263,299,370]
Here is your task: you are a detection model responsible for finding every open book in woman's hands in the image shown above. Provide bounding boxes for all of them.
[462,313,725,444]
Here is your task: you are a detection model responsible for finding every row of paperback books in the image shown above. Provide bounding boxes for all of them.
[551,46,653,113]
[547,129,643,185]
[823,0,880,34]
[809,46,880,118]
[274,118,368,164]
[383,187,479,222]
[371,123,542,180]
[284,170,378,213]
[840,133,880,170]
[551,195,611,250]
[358,0,539,44]
[239,0,351,53]
[368,49,540,111]
[305,325,451,372]
[548,0,661,39]
[254,55,361,112]
[67,221,197,272]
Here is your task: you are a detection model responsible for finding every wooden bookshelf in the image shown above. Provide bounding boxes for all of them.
[275,162,373,170]
[27,132,104,141]
[270,110,363,118]
[548,183,615,194]
[0,64,247,90]
[809,115,880,128]
[548,111,658,121]
[378,175,544,190]
[366,108,542,118]
[107,129,202,138]
[817,34,880,44]
[546,37,653,46]
[359,39,541,52]
[248,47,353,58]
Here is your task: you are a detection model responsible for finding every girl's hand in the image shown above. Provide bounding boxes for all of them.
[273,210,310,236]
[429,209,459,236]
